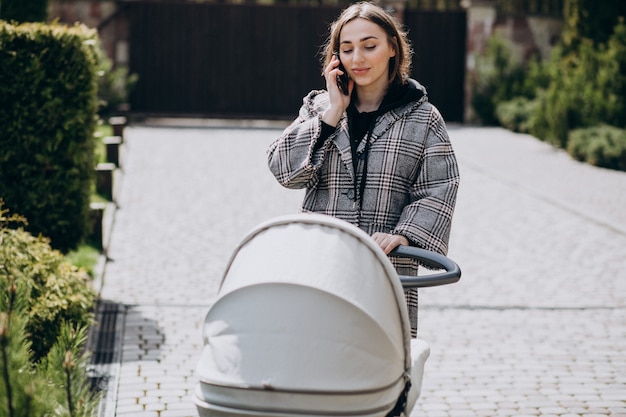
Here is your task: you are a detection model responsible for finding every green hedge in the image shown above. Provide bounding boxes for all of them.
[0,22,100,253]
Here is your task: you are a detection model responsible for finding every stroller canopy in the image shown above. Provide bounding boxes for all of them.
[195,214,416,416]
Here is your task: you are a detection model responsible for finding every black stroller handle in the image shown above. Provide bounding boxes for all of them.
[389,245,461,288]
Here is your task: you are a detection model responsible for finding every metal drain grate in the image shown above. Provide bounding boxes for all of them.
[92,301,120,364]
[88,300,123,393]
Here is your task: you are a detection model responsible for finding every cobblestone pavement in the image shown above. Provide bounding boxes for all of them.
[96,122,626,417]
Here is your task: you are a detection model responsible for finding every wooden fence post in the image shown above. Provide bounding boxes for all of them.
[109,116,127,143]
[88,202,107,251]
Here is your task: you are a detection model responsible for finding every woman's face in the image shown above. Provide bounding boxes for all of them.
[338,18,396,93]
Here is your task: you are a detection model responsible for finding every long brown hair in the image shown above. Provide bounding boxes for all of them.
[321,2,413,85]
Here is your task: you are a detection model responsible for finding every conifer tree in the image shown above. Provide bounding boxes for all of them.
[0,278,53,416]
[36,324,101,417]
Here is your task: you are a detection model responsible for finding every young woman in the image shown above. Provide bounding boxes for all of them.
[267,2,460,336]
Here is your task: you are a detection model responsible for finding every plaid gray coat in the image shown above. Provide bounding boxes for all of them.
[268,87,459,258]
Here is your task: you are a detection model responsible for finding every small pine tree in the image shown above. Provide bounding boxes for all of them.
[0,279,55,416]
[0,279,100,417]
[36,324,101,417]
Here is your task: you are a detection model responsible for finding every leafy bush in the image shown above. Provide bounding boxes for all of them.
[1,203,99,416]
[567,125,626,171]
[0,22,100,253]
[561,0,626,53]
[495,97,540,133]
[470,5,626,172]
[530,24,626,148]
[470,36,547,125]
[0,202,97,362]
[97,55,138,118]
[602,20,626,127]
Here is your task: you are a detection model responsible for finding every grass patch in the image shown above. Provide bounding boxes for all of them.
[94,121,113,163]
[66,244,101,278]
[67,121,114,277]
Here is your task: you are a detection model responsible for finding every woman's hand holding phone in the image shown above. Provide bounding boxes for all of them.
[322,54,352,127]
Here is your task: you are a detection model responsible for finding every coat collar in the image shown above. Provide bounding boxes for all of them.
[306,79,428,180]
[334,78,428,159]
[333,117,354,179]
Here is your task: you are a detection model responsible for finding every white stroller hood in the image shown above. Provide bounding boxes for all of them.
[194,214,430,417]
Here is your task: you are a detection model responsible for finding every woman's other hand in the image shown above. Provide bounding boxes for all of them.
[372,233,409,255]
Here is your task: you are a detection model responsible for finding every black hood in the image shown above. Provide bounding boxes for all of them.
[348,78,425,119]
[347,79,426,145]
[377,78,425,114]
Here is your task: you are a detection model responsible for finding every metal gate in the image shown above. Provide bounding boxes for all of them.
[405,9,466,123]
[126,2,466,122]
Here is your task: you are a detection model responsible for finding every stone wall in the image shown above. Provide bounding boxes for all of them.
[464,0,562,121]
[48,0,129,66]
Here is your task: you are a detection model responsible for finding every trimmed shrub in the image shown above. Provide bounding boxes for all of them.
[567,125,626,171]
[0,202,97,362]
[0,22,101,253]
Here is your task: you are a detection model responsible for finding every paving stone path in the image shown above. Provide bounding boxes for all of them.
[96,122,626,417]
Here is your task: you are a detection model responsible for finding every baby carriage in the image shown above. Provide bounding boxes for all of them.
[194,213,461,417]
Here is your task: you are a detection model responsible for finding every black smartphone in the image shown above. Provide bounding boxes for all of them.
[334,53,350,95]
